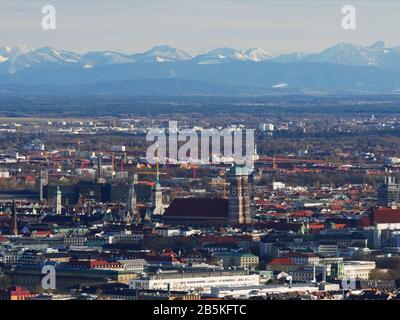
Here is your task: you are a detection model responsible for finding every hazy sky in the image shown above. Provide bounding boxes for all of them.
[1,0,399,55]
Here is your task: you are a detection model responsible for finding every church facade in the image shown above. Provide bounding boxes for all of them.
[163,165,253,226]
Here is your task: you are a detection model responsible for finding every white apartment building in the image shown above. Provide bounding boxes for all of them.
[129,271,260,292]
[272,182,286,191]
[156,228,180,237]
[285,252,320,265]
[64,235,87,247]
[211,283,320,299]
[342,261,376,280]
[318,244,338,257]
[0,250,20,264]
[117,259,146,272]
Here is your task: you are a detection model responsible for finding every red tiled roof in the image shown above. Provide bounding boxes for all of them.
[0,287,32,297]
[263,212,283,218]
[90,260,122,268]
[0,236,10,243]
[268,258,295,266]
[32,231,52,237]
[290,210,313,218]
[199,236,238,245]
[255,199,272,205]
[308,223,325,230]
[68,259,122,269]
[373,208,400,224]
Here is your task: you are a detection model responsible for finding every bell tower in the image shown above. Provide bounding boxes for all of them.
[55,185,62,215]
[228,165,251,225]
[151,173,164,215]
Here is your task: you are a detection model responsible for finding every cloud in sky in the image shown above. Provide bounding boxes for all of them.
[0,0,399,54]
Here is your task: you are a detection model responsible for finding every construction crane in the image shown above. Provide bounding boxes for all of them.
[136,172,166,176]
[136,149,167,178]
[80,159,89,177]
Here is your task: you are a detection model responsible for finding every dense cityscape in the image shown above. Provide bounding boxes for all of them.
[2,1,400,312]
[1,100,400,301]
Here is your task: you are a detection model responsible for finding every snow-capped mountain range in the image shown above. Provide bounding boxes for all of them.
[0,45,274,73]
[288,41,400,68]
[0,45,193,73]
[1,41,400,95]
[1,41,400,74]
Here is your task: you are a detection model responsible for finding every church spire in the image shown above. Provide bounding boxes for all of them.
[10,200,18,236]
[151,150,163,215]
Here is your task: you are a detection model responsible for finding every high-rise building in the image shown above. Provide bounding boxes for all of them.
[378,176,400,207]
[228,165,252,225]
